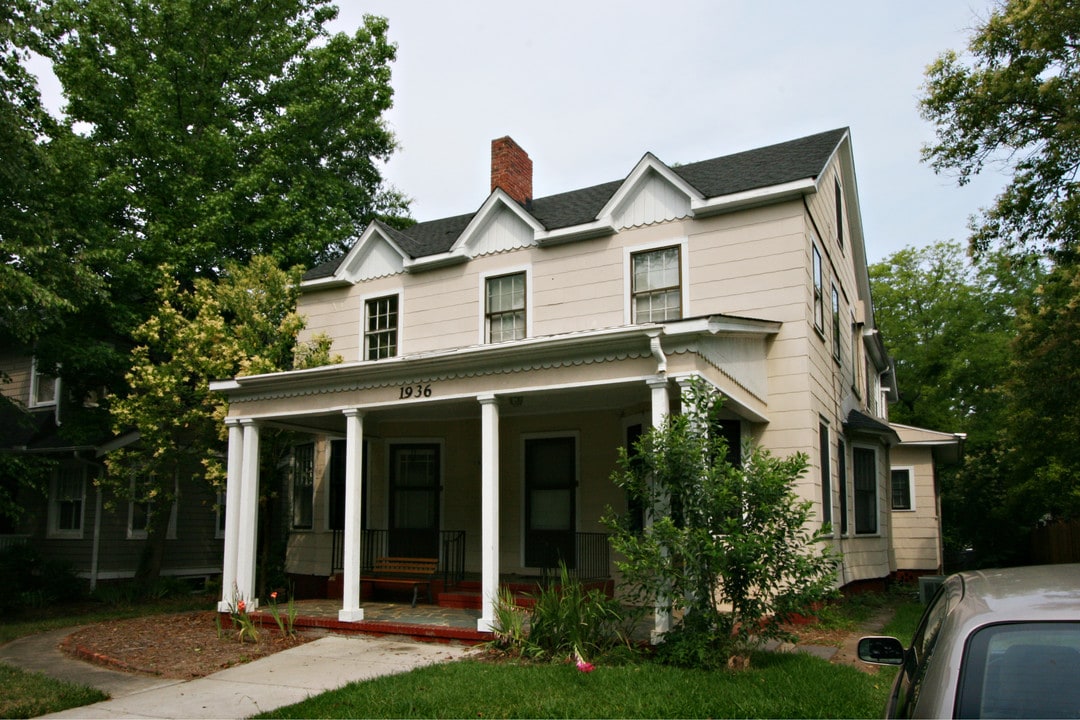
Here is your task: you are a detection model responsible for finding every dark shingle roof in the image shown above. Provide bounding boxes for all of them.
[306,128,847,280]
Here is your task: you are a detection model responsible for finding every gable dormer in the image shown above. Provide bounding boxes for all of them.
[600,154,702,230]
[303,221,408,288]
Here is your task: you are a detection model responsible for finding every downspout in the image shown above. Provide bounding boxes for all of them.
[90,480,102,591]
[649,332,667,376]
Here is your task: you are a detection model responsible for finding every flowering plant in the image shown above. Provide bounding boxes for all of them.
[573,648,595,673]
[266,590,298,638]
[229,593,260,644]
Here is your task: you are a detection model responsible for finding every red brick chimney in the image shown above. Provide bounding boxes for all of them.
[490,136,532,206]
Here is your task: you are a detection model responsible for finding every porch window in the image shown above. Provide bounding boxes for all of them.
[292,443,315,531]
[812,243,824,334]
[631,246,681,323]
[832,285,842,362]
[48,462,84,538]
[30,357,58,407]
[364,294,398,360]
[486,272,526,343]
[853,446,878,534]
[819,422,832,527]
[891,468,914,511]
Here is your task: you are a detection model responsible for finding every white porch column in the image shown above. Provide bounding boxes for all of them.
[234,419,260,609]
[477,394,500,632]
[218,418,245,612]
[339,409,366,622]
[647,376,672,640]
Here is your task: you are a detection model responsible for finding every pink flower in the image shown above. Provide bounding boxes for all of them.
[270,591,278,600]
[576,658,595,673]
[237,600,246,613]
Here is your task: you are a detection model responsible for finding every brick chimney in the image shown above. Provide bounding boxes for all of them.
[490,136,532,206]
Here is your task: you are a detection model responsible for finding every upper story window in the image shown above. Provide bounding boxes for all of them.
[48,462,85,538]
[832,285,842,362]
[364,294,399,360]
[835,176,844,250]
[486,272,526,343]
[812,243,824,334]
[30,357,58,407]
[632,246,682,323]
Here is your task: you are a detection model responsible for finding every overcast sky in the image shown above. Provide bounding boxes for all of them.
[28,1,1006,264]
[325,0,1004,264]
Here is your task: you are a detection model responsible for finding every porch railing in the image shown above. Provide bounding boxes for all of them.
[0,534,30,552]
[330,529,466,589]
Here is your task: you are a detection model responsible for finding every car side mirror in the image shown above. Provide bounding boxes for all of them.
[858,636,906,666]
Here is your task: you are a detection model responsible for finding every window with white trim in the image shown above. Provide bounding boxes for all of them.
[838,438,849,535]
[835,176,845,250]
[854,446,878,534]
[292,443,315,530]
[48,462,85,538]
[631,246,682,323]
[812,243,824,334]
[30,357,58,407]
[486,272,526,343]
[819,421,832,527]
[832,284,842,362]
[891,468,915,511]
[364,294,399,360]
[128,475,178,540]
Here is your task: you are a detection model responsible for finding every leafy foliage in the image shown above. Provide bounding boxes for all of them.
[604,380,838,667]
[920,0,1080,259]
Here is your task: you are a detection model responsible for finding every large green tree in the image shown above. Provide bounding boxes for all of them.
[921,0,1080,259]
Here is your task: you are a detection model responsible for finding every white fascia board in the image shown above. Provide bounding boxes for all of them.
[663,315,782,337]
[448,189,546,255]
[95,431,140,457]
[690,178,817,217]
[597,153,704,220]
[535,219,616,246]
[403,249,468,272]
[300,275,352,290]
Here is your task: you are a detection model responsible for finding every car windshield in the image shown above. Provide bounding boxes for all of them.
[957,622,1080,719]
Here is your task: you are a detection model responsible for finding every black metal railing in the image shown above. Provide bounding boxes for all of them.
[331,529,467,589]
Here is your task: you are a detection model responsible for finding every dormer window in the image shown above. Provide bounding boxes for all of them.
[30,357,58,407]
[631,246,682,323]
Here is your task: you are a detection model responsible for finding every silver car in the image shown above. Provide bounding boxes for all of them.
[859,564,1080,718]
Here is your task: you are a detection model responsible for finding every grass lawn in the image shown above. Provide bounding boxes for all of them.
[257,652,899,719]
[0,664,108,719]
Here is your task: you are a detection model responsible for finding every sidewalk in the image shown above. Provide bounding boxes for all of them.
[1,628,473,719]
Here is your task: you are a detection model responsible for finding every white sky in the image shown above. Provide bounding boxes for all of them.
[29,0,1006,264]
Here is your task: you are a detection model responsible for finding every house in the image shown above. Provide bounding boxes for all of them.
[0,349,223,588]
[210,129,954,633]
[889,423,965,579]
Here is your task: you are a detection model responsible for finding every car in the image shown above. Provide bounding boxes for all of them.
[858,563,1080,718]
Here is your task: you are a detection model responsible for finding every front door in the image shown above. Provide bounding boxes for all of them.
[389,443,441,558]
[524,436,577,569]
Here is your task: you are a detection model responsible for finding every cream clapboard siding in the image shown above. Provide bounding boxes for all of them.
[890,445,943,572]
[0,351,33,406]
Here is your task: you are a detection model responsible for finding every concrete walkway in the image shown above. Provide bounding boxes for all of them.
[1,628,473,719]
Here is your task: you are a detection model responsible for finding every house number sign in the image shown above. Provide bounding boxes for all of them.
[398,383,433,400]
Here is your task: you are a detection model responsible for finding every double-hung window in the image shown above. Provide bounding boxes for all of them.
[812,243,824,334]
[891,468,914,511]
[631,246,682,323]
[832,285,842,362]
[364,295,399,360]
[854,446,878,534]
[292,443,315,530]
[30,357,58,407]
[49,463,85,538]
[128,475,178,539]
[486,272,526,343]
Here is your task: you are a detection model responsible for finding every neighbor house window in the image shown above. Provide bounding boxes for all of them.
[832,285,842,362]
[835,176,844,250]
[364,294,399,360]
[812,243,824,334]
[128,475,178,540]
[819,422,832,527]
[30,357,58,407]
[854,446,878,534]
[48,462,85,538]
[292,443,315,530]
[215,491,226,539]
[891,468,914,511]
[486,272,526,343]
[631,246,682,323]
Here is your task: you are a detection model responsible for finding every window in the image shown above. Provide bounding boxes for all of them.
[364,295,398,360]
[831,285,842,362]
[30,357,58,407]
[128,475,178,540]
[292,443,315,530]
[812,243,824,333]
[838,438,848,535]
[631,246,682,323]
[853,446,878,534]
[486,272,526,342]
[835,176,844,250]
[891,468,914,511]
[819,422,832,527]
[49,462,85,538]
[215,491,226,539]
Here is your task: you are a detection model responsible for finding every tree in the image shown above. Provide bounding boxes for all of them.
[920,0,1080,259]
[605,381,837,669]
[106,256,339,583]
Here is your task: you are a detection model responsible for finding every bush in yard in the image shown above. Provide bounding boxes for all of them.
[604,379,839,669]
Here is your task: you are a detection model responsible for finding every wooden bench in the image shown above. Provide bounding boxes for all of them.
[368,557,439,607]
